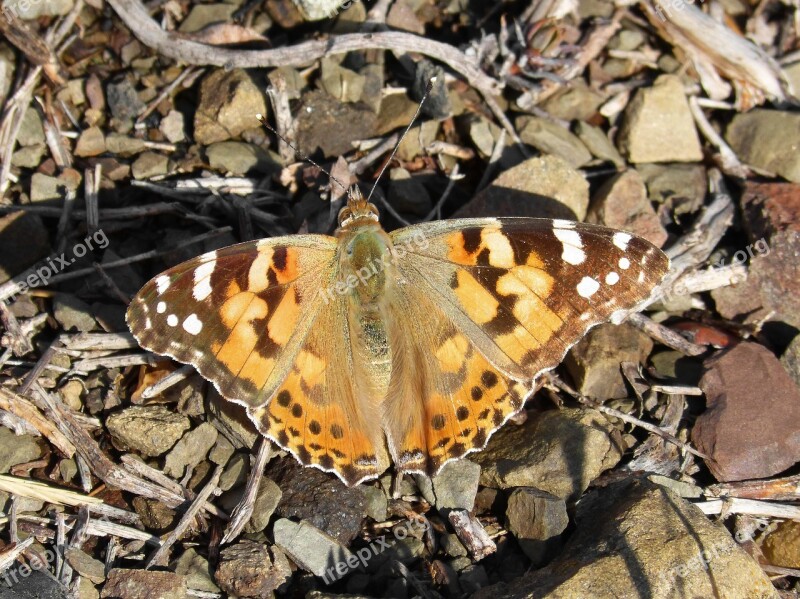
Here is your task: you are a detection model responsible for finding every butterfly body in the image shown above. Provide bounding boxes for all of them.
[127,187,670,486]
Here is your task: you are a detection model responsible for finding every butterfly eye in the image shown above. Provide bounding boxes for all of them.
[346,243,354,256]
[338,207,352,225]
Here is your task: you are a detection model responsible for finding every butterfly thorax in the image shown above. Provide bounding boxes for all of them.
[334,208,397,401]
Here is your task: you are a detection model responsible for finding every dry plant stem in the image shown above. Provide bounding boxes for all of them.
[61,332,139,351]
[106,0,515,137]
[643,0,786,102]
[695,497,800,520]
[7,512,161,545]
[527,9,624,105]
[0,388,76,456]
[222,438,272,544]
[351,133,400,176]
[267,73,297,164]
[132,177,261,197]
[29,382,191,509]
[0,536,34,573]
[119,455,226,519]
[547,374,709,460]
[664,171,735,283]
[0,301,33,356]
[627,312,706,357]
[140,364,194,399]
[447,510,496,560]
[688,96,749,179]
[146,465,222,568]
[0,201,181,219]
[707,474,800,502]
[136,66,203,124]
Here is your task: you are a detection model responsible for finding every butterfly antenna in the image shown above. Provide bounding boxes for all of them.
[256,113,350,196]
[366,76,437,204]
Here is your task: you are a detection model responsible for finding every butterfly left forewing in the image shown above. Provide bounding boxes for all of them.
[126,235,338,408]
[385,217,669,475]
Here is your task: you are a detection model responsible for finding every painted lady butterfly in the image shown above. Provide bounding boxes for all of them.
[127,187,669,486]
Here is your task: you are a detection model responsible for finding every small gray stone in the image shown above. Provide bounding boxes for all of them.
[218,452,249,492]
[638,162,707,216]
[179,3,237,32]
[17,107,45,146]
[206,142,277,176]
[363,485,388,522]
[573,121,625,167]
[164,422,218,478]
[432,459,481,511]
[0,428,42,474]
[11,144,47,169]
[194,69,267,145]
[209,434,235,466]
[75,127,106,157]
[105,134,146,156]
[244,477,282,533]
[320,57,366,103]
[131,152,169,180]
[10,0,73,19]
[459,564,489,594]
[473,408,622,499]
[565,323,654,400]
[30,173,65,203]
[107,77,145,122]
[505,487,568,564]
[617,74,703,163]
[64,548,105,583]
[106,405,191,457]
[159,110,186,144]
[441,533,468,557]
[457,155,589,220]
[273,518,354,578]
[541,82,604,121]
[53,294,96,333]
[214,541,291,598]
[172,548,220,593]
[517,116,593,168]
[726,109,800,183]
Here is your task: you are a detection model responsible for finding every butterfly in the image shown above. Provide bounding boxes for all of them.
[126,188,669,486]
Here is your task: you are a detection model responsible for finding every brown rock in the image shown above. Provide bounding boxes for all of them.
[587,169,668,247]
[106,405,190,457]
[295,89,377,157]
[741,180,800,238]
[693,342,800,482]
[474,477,780,599]
[617,74,703,163]
[214,541,291,598]
[726,109,800,183]
[565,323,654,400]
[456,155,589,220]
[101,569,187,599]
[505,488,568,565]
[761,520,800,568]
[473,408,622,499]
[194,69,267,145]
[266,457,367,545]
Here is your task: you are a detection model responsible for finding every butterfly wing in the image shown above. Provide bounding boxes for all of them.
[126,235,390,486]
[384,217,669,475]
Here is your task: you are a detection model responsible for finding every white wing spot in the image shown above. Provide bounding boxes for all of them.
[605,272,620,285]
[167,314,179,327]
[577,276,600,298]
[554,229,585,265]
[619,257,631,270]
[156,275,171,294]
[156,301,167,314]
[144,317,152,329]
[193,260,217,301]
[613,232,632,251]
[182,314,203,335]
[552,219,575,229]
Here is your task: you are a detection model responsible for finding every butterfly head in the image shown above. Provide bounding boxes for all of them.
[338,186,380,229]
